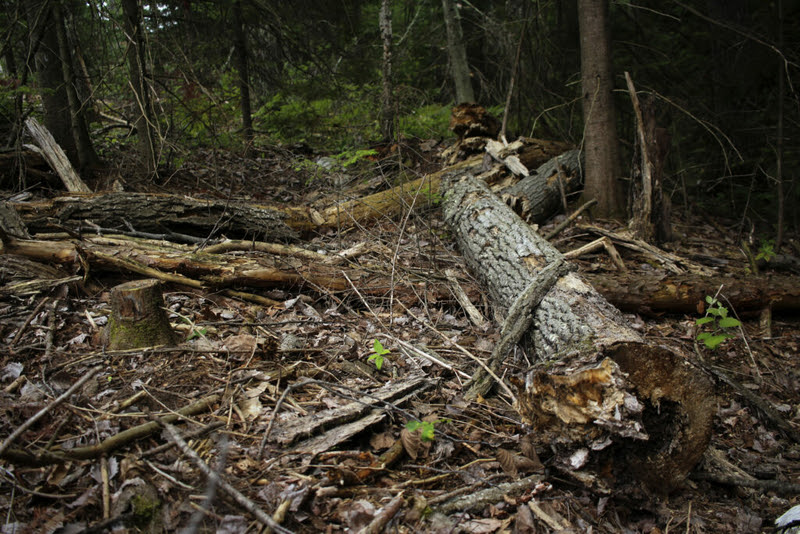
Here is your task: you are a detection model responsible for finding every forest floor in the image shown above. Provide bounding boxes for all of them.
[1,140,799,533]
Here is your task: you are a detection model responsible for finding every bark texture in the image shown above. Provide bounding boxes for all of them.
[442,0,475,104]
[121,0,158,175]
[578,0,624,217]
[442,172,714,492]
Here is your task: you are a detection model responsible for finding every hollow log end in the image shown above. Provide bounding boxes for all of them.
[517,342,714,494]
[607,343,715,493]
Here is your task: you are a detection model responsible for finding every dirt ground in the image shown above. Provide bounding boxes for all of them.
[1,142,798,533]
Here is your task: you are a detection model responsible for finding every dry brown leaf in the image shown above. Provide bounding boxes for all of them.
[497,448,518,478]
[401,427,423,461]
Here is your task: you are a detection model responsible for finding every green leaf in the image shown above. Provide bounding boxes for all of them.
[419,421,436,442]
[705,295,715,305]
[702,334,730,349]
[706,307,721,317]
[405,421,421,432]
[718,317,741,329]
[373,339,388,355]
[696,317,715,326]
[367,352,384,370]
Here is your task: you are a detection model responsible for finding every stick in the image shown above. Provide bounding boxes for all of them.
[158,420,293,534]
[0,366,101,457]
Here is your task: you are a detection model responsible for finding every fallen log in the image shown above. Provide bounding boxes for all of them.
[13,192,304,241]
[500,148,582,224]
[585,271,800,315]
[441,172,714,492]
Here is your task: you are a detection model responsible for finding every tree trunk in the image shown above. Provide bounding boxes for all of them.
[442,0,475,104]
[232,0,254,155]
[27,0,78,166]
[51,0,99,171]
[379,0,394,142]
[121,0,158,176]
[578,0,624,218]
[442,172,714,492]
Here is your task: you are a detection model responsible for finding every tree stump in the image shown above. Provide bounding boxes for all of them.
[442,171,714,492]
[105,279,177,350]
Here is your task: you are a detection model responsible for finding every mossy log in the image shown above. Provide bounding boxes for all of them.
[441,171,714,492]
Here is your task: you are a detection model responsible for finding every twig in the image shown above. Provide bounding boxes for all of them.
[158,420,293,534]
[180,434,229,534]
[10,296,49,347]
[0,365,101,457]
[544,199,597,241]
[465,258,575,400]
[358,491,405,534]
[436,473,545,514]
[1,393,219,465]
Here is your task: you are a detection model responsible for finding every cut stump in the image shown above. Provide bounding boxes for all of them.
[442,171,714,492]
[105,279,177,350]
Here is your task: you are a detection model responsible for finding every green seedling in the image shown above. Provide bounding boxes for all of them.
[696,295,741,350]
[405,418,451,442]
[755,239,776,262]
[367,339,390,370]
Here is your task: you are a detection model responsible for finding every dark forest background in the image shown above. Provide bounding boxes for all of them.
[1,0,798,240]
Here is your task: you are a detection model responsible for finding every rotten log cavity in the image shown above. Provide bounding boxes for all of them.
[104,279,177,350]
[442,172,714,492]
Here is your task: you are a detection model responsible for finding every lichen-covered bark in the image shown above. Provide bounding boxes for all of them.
[501,149,583,225]
[442,171,714,492]
[443,172,638,358]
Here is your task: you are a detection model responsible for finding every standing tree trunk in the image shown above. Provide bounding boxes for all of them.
[775,0,785,251]
[379,0,394,142]
[51,0,99,171]
[121,0,158,177]
[232,0,254,156]
[27,0,78,166]
[578,0,624,218]
[442,0,475,104]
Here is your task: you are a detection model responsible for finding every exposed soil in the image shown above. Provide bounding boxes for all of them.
[1,142,798,533]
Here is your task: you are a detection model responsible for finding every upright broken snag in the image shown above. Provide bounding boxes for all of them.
[441,172,714,492]
[105,279,176,350]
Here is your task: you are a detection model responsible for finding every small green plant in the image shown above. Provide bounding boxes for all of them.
[367,339,390,370]
[696,295,741,349]
[175,312,207,341]
[405,418,451,442]
[334,148,377,168]
[755,239,776,262]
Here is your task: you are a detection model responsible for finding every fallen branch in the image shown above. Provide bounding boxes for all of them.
[1,394,219,466]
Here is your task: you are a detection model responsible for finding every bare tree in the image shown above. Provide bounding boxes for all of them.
[121,0,158,176]
[578,0,624,218]
[26,0,77,165]
[232,0,254,156]
[442,0,474,104]
[52,0,99,170]
[379,0,394,141]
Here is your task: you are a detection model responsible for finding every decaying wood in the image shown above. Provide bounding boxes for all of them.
[266,375,433,448]
[442,171,715,492]
[318,155,483,229]
[626,74,672,243]
[24,117,91,193]
[585,271,800,315]
[13,192,303,241]
[500,149,583,224]
[104,279,177,350]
